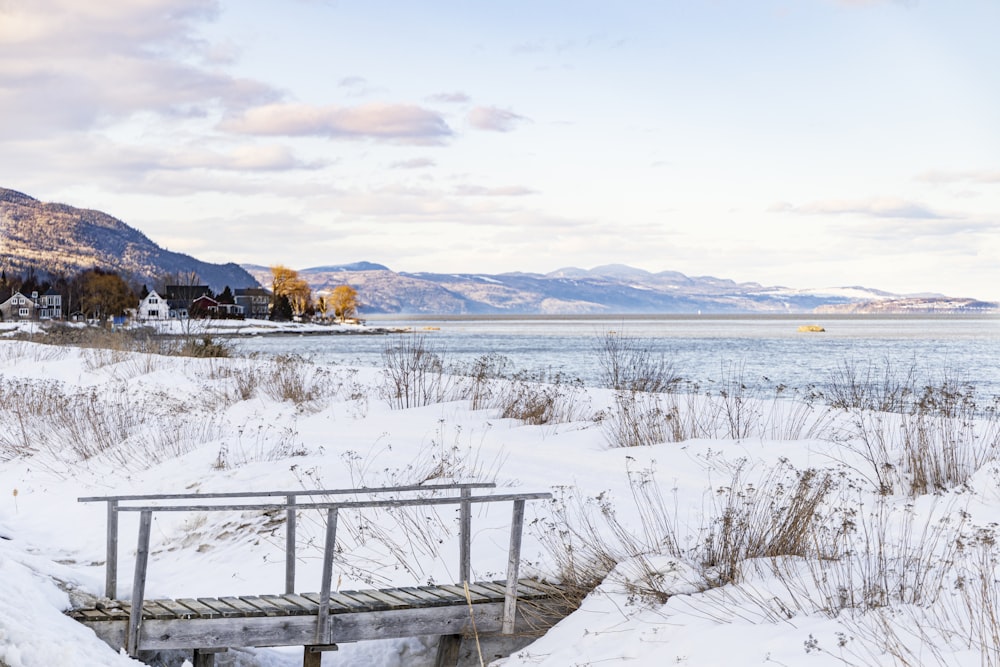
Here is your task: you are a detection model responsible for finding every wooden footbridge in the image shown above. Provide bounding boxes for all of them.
[70,483,569,666]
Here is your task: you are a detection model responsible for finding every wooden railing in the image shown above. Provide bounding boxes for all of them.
[79,484,551,655]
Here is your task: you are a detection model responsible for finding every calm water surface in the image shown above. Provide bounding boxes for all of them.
[236,314,1000,396]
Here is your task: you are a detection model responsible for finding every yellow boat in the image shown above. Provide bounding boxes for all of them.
[797,324,825,333]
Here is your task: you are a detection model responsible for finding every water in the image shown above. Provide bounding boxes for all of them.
[235,314,1000,397]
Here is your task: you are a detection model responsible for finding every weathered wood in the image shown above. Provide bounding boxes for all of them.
[127,509,152,656]
[285,494,296,594]
[157,599,197,619]
[105,499,118,600]
[192,648,215,667]
[113,492,552,514]
[72,580,570,654]
[303,649,321,667]
[176,598,221,619]
[73,485,560,660]
[329,591,379,611]
[435,634,462,667]
[503,499,526,634]
[260,594,313,616]
[416,585,466,604]
[196,598,243,618]
[79,482,495,504]
[459,487,471,585]
[223,596,272,617]
[391,586,452,606]
[300,592,352,612]
[438,583,488,603]
[142,600,180,620]
[315,507,339,645]
[281,594,321,614]
[358,589,416,610]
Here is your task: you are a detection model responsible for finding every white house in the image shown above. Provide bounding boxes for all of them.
[137,290,171,320]
[35,289,62,320]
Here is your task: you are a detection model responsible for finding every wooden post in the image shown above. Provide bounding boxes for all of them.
[434,634,462,667]
[285,494,296,594]
[502,499,525,634]
[127,509,153,656]
[105,499,119,600]
[315,507,339,645]
[459,487,471,585]
[304,645,338,667]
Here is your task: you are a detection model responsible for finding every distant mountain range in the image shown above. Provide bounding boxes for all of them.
[3,186,993,315]
[0,188,256,292]
[244,263,998,315]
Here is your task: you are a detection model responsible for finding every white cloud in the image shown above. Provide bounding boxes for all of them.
[0,0,277,139]
[220,103,453,144]
[389,158,436,170]
[772,197,949,220]
[427,91,471,104]
[162,145,327,171]
[915,169,1000,184]
[467,106,527,132]
[453,185,537,197]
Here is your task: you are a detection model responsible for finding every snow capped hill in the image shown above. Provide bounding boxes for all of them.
[247,263,997,315]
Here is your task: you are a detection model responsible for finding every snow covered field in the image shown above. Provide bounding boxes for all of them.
[1,331,999,666]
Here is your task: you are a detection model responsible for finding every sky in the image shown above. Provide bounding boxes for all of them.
[1,0,999,300]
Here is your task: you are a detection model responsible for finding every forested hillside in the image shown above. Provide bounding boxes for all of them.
[0,188,256,292]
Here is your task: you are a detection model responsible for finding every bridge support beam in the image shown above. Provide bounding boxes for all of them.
[434,634,462,667]
[193,647,226,667]
[304,644,338,667]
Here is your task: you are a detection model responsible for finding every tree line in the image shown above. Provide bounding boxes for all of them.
[0,265,360,323]
[269,265,359,323]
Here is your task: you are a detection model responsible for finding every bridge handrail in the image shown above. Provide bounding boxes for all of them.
[113,491,551,513]
[78,481,496,503]
[80,484,551,655]
[80,482,497,601]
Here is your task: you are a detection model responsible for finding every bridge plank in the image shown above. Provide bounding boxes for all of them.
[260,594,313,616]
[393,586,454,606]
[375,588,428,606]
[235,596,282,617]
[438,584,489,603]
[75,609,113,622]
[415,585,465,604]
[465,583,505,601]
[282,594,321,613]
[196,598,243,618]
[142,601,179,620]
[328,591,378,612]
[157,600,198,619]
[357,589,416,610]
[218,597,267,617]
[176,598,221,619]
[300,592,353,612]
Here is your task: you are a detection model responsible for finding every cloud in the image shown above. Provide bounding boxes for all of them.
[770,197,948,219]
[467,106,527,132]
[914,169,1000,184]
[162,145,328,171]
[427,91,471,104]
[339,76,367,88]
[453,185,537,197]
[0,0,279,139]
[220,103,453,144]
[389,157,436,170]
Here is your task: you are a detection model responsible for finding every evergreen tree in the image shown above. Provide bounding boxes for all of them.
[270,294,293,321]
